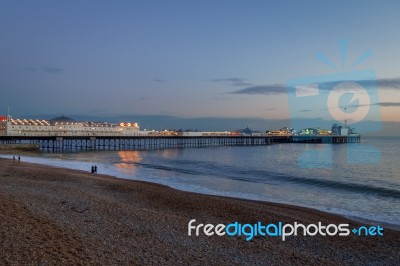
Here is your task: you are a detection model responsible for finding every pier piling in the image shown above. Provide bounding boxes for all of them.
[0,135,360,152]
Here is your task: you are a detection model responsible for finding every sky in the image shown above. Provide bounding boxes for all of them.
[1,1,399,133]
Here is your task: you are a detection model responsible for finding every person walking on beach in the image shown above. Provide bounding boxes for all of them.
[94,165,97,175]
[91,165,95,175]
[18,156,20,163]
[13,155,15,162]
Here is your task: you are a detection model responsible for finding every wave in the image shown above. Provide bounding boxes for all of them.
[120,160,400,199]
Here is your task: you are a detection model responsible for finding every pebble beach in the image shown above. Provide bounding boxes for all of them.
[0,158,399,265]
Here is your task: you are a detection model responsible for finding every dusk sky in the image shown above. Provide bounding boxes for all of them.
[1,1,399,133]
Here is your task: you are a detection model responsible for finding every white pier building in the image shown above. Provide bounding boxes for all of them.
[0,115,140,137]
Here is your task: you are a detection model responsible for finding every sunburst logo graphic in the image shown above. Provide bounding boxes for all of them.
[317,40,376,126]
[286,40,382,168]
[287,40,381,134]
[316,40,372,69]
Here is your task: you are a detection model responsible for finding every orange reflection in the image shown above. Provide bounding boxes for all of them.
[115,151,142,174]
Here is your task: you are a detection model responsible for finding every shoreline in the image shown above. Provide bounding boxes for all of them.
[1,157,399,264]
[1,152,398,231]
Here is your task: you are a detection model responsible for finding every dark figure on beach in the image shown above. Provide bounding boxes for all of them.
[13,155,15,162]
[91,165,95,175]
[18,156,20,163]
[94,165,97,175]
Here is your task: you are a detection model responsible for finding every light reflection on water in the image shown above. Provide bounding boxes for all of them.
[115,151,142,174]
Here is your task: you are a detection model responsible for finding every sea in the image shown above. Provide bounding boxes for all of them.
[2,136,399,228]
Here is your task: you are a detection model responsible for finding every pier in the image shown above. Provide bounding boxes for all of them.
[0,135,360,152]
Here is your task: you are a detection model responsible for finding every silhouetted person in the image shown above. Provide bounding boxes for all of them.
[13,155,15,162]
[91,165,95,175]
[18,156,20,163]
[94,165,97,175]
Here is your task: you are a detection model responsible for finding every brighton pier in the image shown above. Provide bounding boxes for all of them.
[0,115,361,152]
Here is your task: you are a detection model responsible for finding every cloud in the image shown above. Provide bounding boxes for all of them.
[230,78,400,95]
[345,101,400,109]
[154,79,167,82]
[375,102,400,107]
[377,78,400,89]
[211,78,244,83]
[231,85,288,95]
[42,66,64,73]
[209,78,253,87]
[264,108,276,111]
[318,78,400,91]
[299,109,312,112]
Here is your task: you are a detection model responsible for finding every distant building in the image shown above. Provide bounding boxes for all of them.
[265,127,293,136]
[241,127,253,136]
[331,123,358,136]
[0,115,140,137]
[331,124,339,135]
[297,128,319,135]
[237,127,264,136]
[347,127,358,135]
[340,127,348,136]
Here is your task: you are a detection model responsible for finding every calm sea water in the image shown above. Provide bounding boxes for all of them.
[3,136,399,227]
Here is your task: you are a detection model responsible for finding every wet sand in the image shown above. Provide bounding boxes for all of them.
[0,158,399,265]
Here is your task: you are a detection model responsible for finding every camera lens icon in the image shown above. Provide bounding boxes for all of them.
[327,81,371,124]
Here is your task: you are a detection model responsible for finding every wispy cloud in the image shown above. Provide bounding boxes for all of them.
[377,78,400,89]
[230,78,400,95]
[341,101,400,109]
[42,66,64,73]
[209,77,252,87]
[375,102,400,107]
[264,108,276,111]
[231,85,288,95]
[299,109,312,112]
[154,79,168,82]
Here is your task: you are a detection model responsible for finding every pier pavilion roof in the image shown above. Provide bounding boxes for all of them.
[49,116,76,124]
